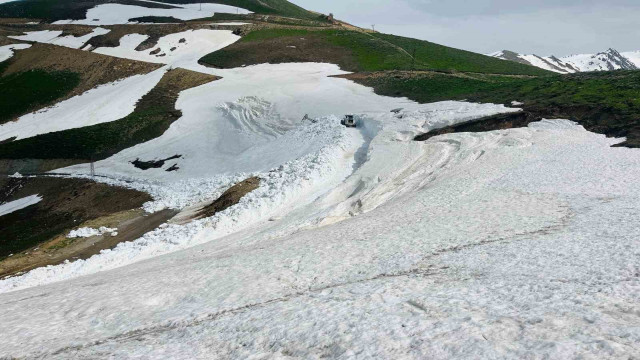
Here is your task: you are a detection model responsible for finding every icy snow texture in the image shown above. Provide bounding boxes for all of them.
[0,195,42,217]
[0,68,166,142]
[54,2,250,25]
[67,227,118,238]
[0,43,31,62]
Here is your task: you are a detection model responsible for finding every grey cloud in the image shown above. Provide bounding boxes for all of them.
[291,0,640,55]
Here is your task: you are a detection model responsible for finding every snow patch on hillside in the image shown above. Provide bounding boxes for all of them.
[93,29,240,69]
[0,195,42,217]
[54,2,250,25]
[0,68,167,142]
[0,43,31,62]
[9,28,110,49]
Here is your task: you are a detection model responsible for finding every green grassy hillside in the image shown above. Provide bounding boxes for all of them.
[0,63,80,125]
[0,0,322,21]
[164,0,323,20]
[200,29,551,76]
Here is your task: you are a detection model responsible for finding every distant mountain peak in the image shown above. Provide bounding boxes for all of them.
[490,48,639,73]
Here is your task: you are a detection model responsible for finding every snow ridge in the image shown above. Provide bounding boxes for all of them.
[490,48,638,73]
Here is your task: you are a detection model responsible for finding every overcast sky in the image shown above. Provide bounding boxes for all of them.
[292,0,640,56]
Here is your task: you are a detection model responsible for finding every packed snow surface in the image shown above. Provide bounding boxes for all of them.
[54,2,250,25]
[0,57,639,358]
[0,43,31,62]
[0,68,166,142]
[0,195,42,217]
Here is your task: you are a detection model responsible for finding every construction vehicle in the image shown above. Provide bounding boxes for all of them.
[341,115,357,128]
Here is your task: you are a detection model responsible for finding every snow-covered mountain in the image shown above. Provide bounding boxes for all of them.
[490,48,639,73]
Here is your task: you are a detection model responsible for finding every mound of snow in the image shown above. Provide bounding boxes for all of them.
[67,227,118,238]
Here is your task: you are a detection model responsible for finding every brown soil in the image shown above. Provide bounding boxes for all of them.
[197,177,261,219]
[0,176,152,260]
[0,208,177,278]
[2,43,161,97]
[200,34,359,71]
[414,111,542,141]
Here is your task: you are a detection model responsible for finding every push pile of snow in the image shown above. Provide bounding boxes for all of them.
[0,195,42,217]
[54,2,250,26]
[67,227,118,238]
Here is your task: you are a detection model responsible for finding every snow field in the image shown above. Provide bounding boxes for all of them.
[53,2,251,26]
[0,63,518,289]
[0,67,167,142]
[0,31,638,356]
[0,43,31,63]
[0,194,42,217]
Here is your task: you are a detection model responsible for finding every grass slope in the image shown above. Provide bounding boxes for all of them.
[0,0,321,21]
[0,63,80,125]
[348,70,640,147]
[0,69,217,161]
[200,29,550,76]
[164,0,322,20]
